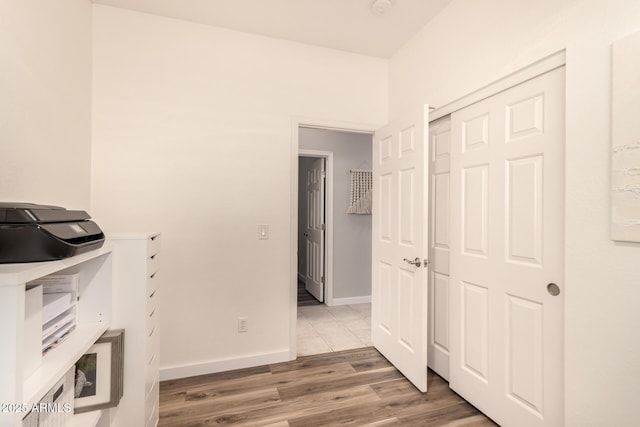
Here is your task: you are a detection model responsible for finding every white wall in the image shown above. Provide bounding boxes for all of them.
[91,5,387,377]
[298,128,373,302]
[389,1,640,425]
[0,0,93,210]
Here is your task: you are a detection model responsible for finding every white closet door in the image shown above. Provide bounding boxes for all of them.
[428,116,451,380]
[449,67,565,427]
[372,106,430,392]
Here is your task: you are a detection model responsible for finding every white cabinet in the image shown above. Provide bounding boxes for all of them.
[0,246,113,427]
[108,233,160,427]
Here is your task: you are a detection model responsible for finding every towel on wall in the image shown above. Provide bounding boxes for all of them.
[347,170,372,214]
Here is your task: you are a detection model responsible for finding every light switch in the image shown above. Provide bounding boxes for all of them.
[258,225,269,240]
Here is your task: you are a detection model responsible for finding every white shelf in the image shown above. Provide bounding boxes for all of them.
[23,322,108,405]
[71,410,103,427]
[0,244,115,426]
[106,231,159,240]
[0,245,113,287]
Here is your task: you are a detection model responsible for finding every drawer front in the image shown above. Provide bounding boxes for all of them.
[145,377,159,426]
[147,311,160,346]
[147,287,159,318]
[147,251,161,276]
[146,402,159,427]
[146,267,160,295]
[145,353,159,398]
[146,234,161,258]
[146,328,158,364]
[144,366,160,399]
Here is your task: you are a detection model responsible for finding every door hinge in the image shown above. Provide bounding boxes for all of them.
[321,275,325,284]
[321,223,326,231]
[321,170,326,178]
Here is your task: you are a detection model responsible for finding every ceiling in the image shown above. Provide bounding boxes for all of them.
[91,0,453,58]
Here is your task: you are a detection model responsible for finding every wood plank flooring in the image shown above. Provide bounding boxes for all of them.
[298,279,322,306]
[159,347,497,426]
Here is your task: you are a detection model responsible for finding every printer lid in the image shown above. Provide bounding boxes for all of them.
[0,202,91,224]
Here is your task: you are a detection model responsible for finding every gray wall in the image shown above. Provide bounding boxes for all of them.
[299,127,372,301]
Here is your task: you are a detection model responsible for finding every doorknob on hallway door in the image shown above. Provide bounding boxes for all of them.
[303,232,309,237]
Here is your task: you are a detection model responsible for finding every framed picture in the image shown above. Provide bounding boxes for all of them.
[611,30,640,242]
[74,329,124,413]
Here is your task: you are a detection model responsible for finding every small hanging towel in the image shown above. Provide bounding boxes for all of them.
[347,170,373,214]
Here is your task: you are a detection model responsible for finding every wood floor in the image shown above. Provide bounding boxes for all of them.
[159,347,497,426]
[297,279,322,306]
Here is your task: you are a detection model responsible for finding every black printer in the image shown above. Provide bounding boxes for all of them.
[0,202,105,263]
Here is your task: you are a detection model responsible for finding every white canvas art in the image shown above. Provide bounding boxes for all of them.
[611,30,640,242]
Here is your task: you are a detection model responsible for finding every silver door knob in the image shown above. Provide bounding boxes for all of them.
[403,257,422,268]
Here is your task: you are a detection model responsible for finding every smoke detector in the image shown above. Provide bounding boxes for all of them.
[371,0,393,15]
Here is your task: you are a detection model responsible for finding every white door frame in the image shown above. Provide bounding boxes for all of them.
[290,117,377,359]
[299,149,333,303]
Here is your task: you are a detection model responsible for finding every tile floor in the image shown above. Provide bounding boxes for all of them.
[297,303,372,356]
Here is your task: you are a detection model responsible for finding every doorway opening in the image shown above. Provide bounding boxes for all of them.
[294,125,374,357]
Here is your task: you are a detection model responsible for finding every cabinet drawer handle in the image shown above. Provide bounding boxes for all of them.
[149,326,155,337]
[149,308,156,318]
[149,290,156,299]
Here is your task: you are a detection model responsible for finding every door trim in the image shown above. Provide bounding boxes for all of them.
[430,50,566,121]
[299,150,333,304]
[290,117,377,359]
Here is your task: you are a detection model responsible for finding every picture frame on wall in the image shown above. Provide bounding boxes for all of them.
[611,29,640,242]
[74,329,124,414]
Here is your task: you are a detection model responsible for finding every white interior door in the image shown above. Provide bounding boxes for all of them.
[427,116,451,380]
[304,157,325,302]
[449,67,565,426]
[372,105,429,392]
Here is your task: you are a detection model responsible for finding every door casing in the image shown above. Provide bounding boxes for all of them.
[290,119,377,359]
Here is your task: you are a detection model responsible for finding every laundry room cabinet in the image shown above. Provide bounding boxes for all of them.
[107,233,161,427]
[0,246,114,427]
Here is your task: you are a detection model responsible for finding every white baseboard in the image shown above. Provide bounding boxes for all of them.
[159,350,291,381]
[327,295,371,306]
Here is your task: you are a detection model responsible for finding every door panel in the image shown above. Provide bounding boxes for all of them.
[449,67,565,427]
[372,106,429,392]
[304,158,325,302]
[399,167,416,245]
[462,281,488,381]
[506,295,543,415]
[428,116,451,380]
[462,164,489,256]
[507,156,543,265]
[432,273,449,350]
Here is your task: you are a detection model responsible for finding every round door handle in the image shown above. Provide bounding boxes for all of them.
[547,283,560,296]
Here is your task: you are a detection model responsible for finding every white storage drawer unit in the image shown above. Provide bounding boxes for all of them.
[108,233,161,427]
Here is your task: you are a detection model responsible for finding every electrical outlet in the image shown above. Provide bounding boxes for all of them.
[237,317,248,333]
